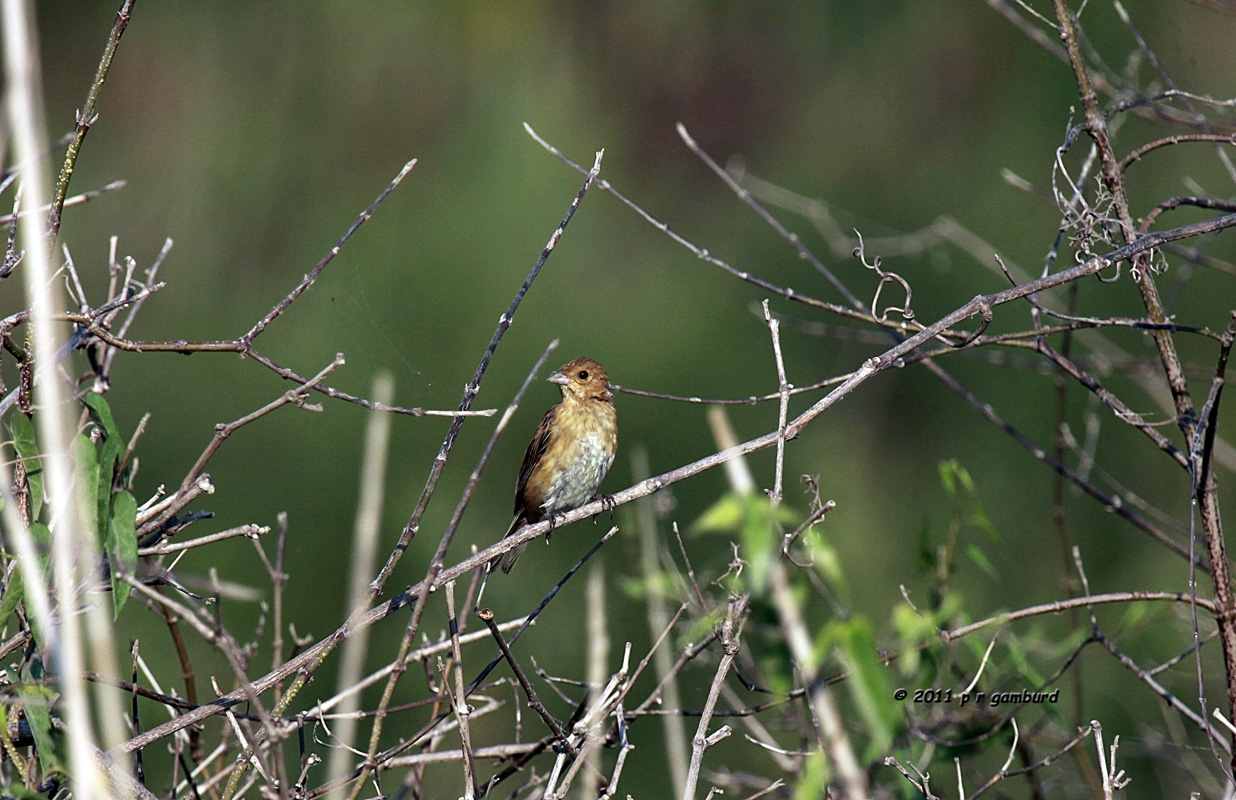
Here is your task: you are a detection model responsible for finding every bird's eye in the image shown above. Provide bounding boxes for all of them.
[578,370,589,380]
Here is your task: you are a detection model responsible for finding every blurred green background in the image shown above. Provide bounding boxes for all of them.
[12,0,1236,795]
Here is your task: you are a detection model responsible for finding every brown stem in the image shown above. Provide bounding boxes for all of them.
[113,216,1236,760]
[240,159,416,345]
[479,608,577,758]
[48,0,135,242]
[1054,0,1236,763]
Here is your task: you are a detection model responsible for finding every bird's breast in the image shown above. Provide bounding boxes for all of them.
[537,402,616,514]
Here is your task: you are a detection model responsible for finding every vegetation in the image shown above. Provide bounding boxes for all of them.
[2,2,1235,797]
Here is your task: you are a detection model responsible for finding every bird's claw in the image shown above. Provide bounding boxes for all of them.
[592,493,616,523]
[545,511,563,544]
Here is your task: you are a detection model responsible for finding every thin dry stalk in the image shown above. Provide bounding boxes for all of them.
[3,0,117,793]
[580,564,609,799]
[347,153,600,797]
[683,595,748,800]
[325,372,395,797]
[633,445,689,790]
[445,582,478,799]
[761,300,790,504]
[768,552,865,798]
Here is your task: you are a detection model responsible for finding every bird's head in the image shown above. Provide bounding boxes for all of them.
[549,357,612,402]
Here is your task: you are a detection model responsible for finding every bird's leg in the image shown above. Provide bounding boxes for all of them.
[591,493,616,522]
[545,512,562,544]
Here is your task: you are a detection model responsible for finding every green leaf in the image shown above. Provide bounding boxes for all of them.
[938,459,959,498]
[108,491,138,617]
[619,570,681,602]
[0,568,23,633]
[964,543,998,580]
[29,521,52,577]
[686,606,726,642]
[29,522,51,548]
[0,785,47,800]
[809,531,848,596]
[6,413,43,520]
[943,459,976,495]
[17,526,50,648]
[694,492,799,592]
[97,434,122,532]
[82,392,120,441]
[72,434,101,545]
[970,504,1001,543]
[741,501,777,592]
[18,685,64,775]
[1118,599,1150,631]
[86,392,124,524]
[793,751,830,800]
[837,618,899,761]
[892,603,931,679]
[1001,635,1047,687]
[693,493,746,533]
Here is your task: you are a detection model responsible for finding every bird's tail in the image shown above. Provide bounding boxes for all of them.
[476,516,525,612]
[491,515,527,574]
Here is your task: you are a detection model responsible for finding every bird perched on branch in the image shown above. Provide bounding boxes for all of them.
[492,357,618,573]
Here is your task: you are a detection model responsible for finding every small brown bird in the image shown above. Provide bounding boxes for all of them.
[493,357,618,573]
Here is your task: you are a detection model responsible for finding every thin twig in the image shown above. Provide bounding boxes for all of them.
[48,0,134,241]
[761,300,790,504]
[478,609,577,758]
[137,524,269,556]
[683,595,748,800]
[369,150,603,596]
[943,590,1218,642]
[241,158,417,344]
[445,582,478,799]
[347,153,602,800]
[0,179,126,227]
[1120,133,1236,172]
[144,355,344,544]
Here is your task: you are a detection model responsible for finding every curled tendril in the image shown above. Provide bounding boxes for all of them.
[853,230,914,324]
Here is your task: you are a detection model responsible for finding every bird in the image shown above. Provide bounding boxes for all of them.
[492,357,618,574]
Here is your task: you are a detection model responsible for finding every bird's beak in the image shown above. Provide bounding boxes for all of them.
[547,369,568,386]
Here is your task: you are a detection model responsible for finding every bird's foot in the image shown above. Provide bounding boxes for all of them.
[592,493,616,523]
[545,511,564,544]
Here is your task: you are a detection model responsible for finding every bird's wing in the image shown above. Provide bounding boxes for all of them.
[515,404,558,514]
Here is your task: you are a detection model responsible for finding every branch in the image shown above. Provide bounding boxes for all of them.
[114,215,1236,757]
[48,0,134,241]
[241,158,417,345]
